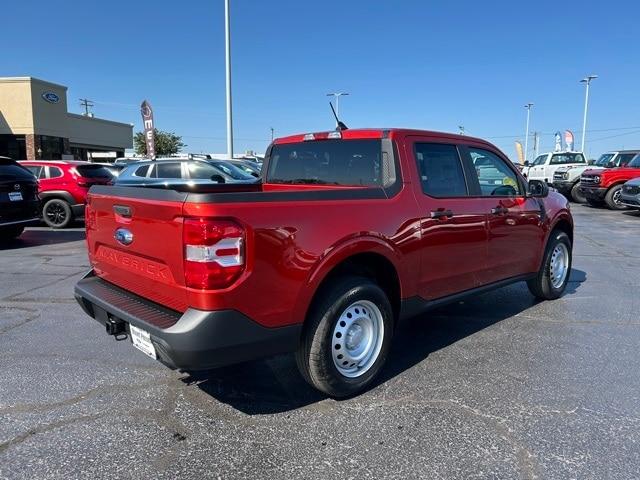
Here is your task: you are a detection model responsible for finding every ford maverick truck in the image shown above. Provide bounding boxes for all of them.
[75,128,574,397]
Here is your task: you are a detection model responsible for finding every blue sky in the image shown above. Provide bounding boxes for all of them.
[4,0,639,159]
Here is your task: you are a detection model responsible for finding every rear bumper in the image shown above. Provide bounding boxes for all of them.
[579,185,606,200]
[74,272,302,370]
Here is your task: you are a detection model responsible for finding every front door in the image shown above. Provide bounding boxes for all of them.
[408,139,489,300]
[465,147,545,282]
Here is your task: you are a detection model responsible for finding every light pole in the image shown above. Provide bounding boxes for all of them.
[224,0,233,159]
[580,75,597,153]
[524,103,534,163]
[326,92,349,119]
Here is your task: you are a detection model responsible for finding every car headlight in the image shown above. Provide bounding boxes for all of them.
[562,172,570,179]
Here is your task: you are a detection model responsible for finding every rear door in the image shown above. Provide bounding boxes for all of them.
[464,147,545,282]
[408,138,489,299]
[87,187,190,312]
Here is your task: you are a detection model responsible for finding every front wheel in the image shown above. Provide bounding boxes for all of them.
[295,276,393,398]
[527,231,572,300]
[570,183,586,203]
[604,185,627,210]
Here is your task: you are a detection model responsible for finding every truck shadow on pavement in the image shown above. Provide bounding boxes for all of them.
[184,269,586,415]
[0,227,85,250]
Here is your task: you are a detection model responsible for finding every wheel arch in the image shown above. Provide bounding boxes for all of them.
[39,190,76,206]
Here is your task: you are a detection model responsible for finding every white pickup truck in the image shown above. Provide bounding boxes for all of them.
[523,152,587,185]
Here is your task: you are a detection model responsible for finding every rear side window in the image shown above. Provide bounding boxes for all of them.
[76,165,114,179]
[414,143,467,197]
[48,167,63,179]
[550,153,585,165]
[616,153,637,166]
[133,165,150,177]
[153,162,182,179]
[267,140,384,186]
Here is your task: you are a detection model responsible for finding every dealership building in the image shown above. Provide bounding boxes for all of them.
[0,77,133,160]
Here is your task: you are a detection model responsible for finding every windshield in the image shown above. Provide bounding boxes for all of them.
[268,140,384,186]
[628,154,640,168]
[595,153,614,166]
[210,160,253,180]
[75,165,114,178]
[531,155,547,166]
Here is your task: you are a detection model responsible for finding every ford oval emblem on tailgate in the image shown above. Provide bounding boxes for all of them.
[114,228,133,246]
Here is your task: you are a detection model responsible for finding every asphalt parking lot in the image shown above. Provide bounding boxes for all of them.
[1,206,639,480]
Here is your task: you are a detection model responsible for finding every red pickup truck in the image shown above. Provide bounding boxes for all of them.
[74,128,573,397]
[579,153,640,209]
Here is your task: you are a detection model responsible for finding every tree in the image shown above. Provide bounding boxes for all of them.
[134,129,186,156]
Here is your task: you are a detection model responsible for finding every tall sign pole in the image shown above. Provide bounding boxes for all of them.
[140,100,155,160]
[225,0,234,160]
[580,75,597,153]
[524,103,533,163]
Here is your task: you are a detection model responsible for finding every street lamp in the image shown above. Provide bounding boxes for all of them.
[580,74,598,153]
[524,103,534,163]
[326,92,349,119]
[224,0,233,159]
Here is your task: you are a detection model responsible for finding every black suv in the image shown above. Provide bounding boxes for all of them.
[0,158,40,241]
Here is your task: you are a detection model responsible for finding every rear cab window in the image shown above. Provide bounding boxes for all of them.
[267,139,391,187]
[550,153,586,165]
[414,143,468,197]
[152,163,183,179]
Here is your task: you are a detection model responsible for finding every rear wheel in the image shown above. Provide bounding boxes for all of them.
[604,185,627,210]
[295,276,393,398]
[527,231,572,300]
[43,199,73,228]
[0,226,25,242]
[570,182,586,203]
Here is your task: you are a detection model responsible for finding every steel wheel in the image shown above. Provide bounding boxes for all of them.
[549,243,569,289]
[331,300,384,378]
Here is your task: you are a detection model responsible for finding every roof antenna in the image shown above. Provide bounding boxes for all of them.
[329,102,348,131]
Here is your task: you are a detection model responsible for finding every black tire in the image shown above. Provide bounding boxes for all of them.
[0,226,25,242]
[604,185,627,210]
[586,197,604,208]
[42,199,73,228]
[570,182,586,203]
[295,276,394,398]
[527,231,572,300]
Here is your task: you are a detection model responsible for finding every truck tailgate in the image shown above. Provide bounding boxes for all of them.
[87,187,189,312]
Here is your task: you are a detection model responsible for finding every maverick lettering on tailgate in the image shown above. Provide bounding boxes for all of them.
[96,246,172,283]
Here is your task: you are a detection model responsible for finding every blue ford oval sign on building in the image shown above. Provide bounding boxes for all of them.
[41,91,60,104]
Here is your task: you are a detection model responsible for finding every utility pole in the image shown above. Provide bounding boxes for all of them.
[580,74,598,153]
[524,103,534,162]
[224,0,234,160]
[79,98,94,116]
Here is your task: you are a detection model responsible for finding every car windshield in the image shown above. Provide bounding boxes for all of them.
[210,160,253,180]
[268,139,384,186]
[628,154,640,168]
[531,155,547,166]
[595,153,615,166]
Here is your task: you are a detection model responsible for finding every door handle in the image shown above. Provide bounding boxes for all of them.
[491,206,509,215]
[430,209,454,219]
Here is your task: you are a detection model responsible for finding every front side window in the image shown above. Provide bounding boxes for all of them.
[414,143,467,197]
[210,161,252,180]
[186,162,222,180]
[627,155,640,168]
[267,140,385,187]
[550,153,586,165]
[469,148,522,196]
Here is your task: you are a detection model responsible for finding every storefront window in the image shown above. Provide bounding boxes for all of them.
[0,134,27,159]
[38,135,64,159]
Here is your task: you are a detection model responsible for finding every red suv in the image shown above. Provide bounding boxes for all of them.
[20,161,113,228]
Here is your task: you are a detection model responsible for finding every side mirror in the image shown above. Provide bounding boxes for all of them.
[523,161,530,167]
[587,158,595,165]
[606,161,615,168]
[528,179,549,198]
[211,174,226,183]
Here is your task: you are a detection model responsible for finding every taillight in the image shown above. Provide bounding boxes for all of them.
[183,218,245,290]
